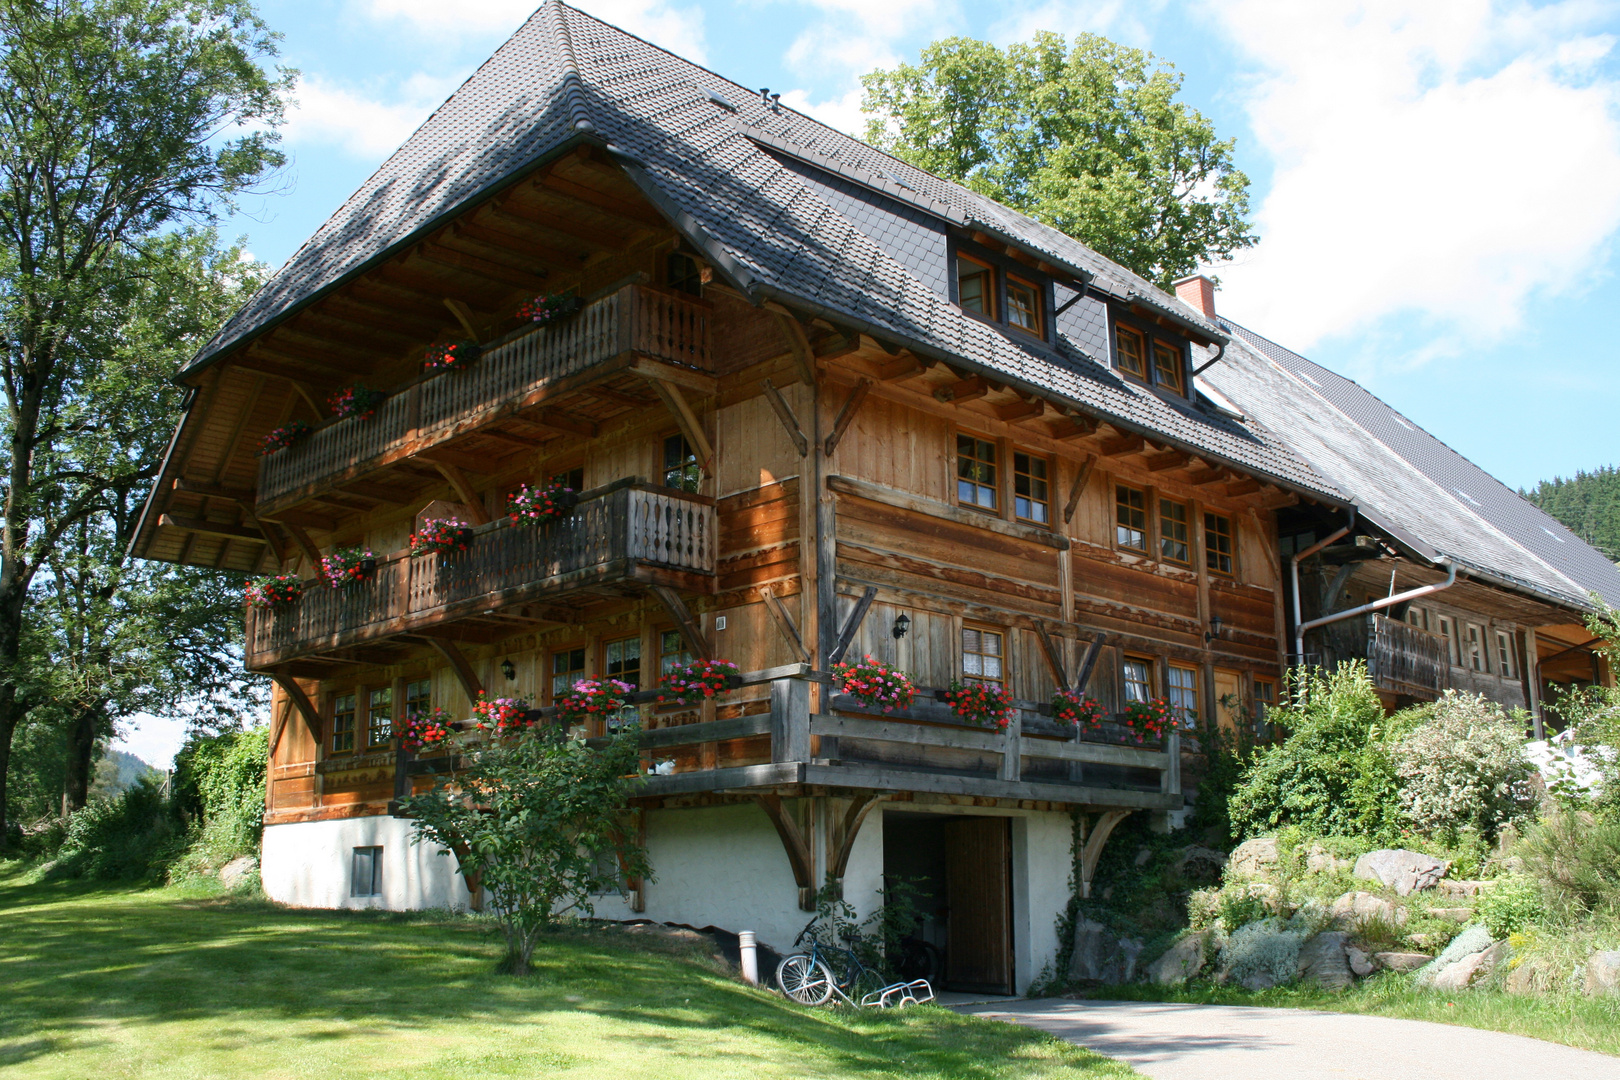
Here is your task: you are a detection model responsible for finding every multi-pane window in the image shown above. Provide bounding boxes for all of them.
[957,256,994,317]
[1013,452,1050,524]
[1167,665,1198,727]
[552,466,584,492]
[962,627,1005,686]
[1153,341,1186,396]
[1204,512,1234,575]
[1496,631,1515,677]
[1406,606,1429,631]
[659,629,692,675]
[663,434,701,493]
[1467,625,1487,672]
[605,636,642,689]
[1122,657,1153,703]
[667,252,703,297]
[404,679,431,720]
[1253,679,1276,719]
[1006,277,1041,336]
[351,846,383,898]
[331,693,357,754]
[1116,484,1148,552]
[367,687,393,749]
[1159,498,1191,565]
[957,435,998,512]
[1438,617,1458,663]
[1115,324,1148,378]
[551,647,587,700]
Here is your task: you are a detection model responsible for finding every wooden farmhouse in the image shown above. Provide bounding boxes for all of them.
[131,3,1619,993]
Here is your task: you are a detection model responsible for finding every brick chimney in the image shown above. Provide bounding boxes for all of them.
[1174,274,1217,320]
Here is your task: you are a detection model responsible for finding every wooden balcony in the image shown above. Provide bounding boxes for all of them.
[245,482,714,670]
[256,284,712,514]
[1366,613,1451,699]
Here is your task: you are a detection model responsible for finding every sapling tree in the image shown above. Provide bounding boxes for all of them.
[401,726,650,974]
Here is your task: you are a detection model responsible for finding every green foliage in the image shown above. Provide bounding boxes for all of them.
[1389,692,1538,842]
[1189,699,1256,844]
[1216,917,1303,987]
[1228,665,1403,841]
[1519,812,1620,921]
[50,776,185,881]
[400,727,651,974]
[1215,888,1270,933]
[861,32,1256,287]
[1477,875,1548,938]
[800,875,928,983]
[1523,467,1620,563]
[171,726,267,868]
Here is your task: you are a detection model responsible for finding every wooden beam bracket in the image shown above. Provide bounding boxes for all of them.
[761,379,809,457]
[1062,454,1097,525]
[827,585,879,666]
[429,460,490,525]
[644,376,715,471]
[1080,809,1131,898]
[429,638,486,703]
[651,584,711,661]
[1073,634,1106,694]
[759,584,812,665]
[823,378,872,457]
[270,674,323,742]
[754,794,816,910]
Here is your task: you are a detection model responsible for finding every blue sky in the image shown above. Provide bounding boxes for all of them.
[118,0,1620,764]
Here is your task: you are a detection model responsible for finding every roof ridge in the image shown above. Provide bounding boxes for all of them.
[550,0,597,134]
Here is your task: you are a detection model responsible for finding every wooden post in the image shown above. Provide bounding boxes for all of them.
[771,674,811,763]
[999,708,1022,782]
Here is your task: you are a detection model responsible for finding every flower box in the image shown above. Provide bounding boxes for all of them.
[320,546,376,588]
[507,481,579,526]
[1051,689,1108,732]
[472,692,533,735]
[830,656,917,713]
[258,422,310,456]
[657,658,740,707]
[396,707,457,753]
[410,517,475,557]
[328,384,386,421]
[423,339,482,372]
[245,574,303,610]
[1120,697,1172,744]
[553,678,636,728]
[515,291,582,326]
[941,680,1017,730]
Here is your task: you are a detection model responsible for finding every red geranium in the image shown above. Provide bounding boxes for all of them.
[244,574,303,609]
[328,384,385,420]
[507,481,578,525]
[396,707,457,753]
[830,656,917,713]
[410,517,475,557]
[1051,689,1108,730]
[553,678,636,727]
[515,291,582,325]
[423,339,482,371]
[942,680,1017,730]
[472,691,533,734]
[657,658,739,706]
[1121,697,1172,743]
[320,546,376,588]
[258,422,310,456]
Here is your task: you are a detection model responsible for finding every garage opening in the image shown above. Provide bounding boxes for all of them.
[882,812,1013,994]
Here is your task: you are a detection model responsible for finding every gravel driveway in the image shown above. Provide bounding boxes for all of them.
[954,999,1620,1080]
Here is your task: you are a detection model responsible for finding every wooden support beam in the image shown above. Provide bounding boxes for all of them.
[159,513,267,544]
[876,351,929,382]
[831,794,882,881]
[933,375,989,404]
[443,297,479,339]
[270,674,322,742]
[415,243,546,289]
[1079,809,1131,898]
[645,377,715,471]
[1048,415,1099,441]
[535,170,666,227]
[827,585,878,666]
[1032,619,1067,688]
[811,328,861,361]
[761,379,809,457]
[1225,478,1261,497]
[1184,467,1230,487]
[996,397,1046,422]
[281,520,329,585]
[754,794,815,910]
[430,461,489,525]
[240,509,290,564]
[651,585,710,660]
[823,378,871,457]
[429,638,485,703]
[1074,634,1105,693]
[1099,433,1145,458]
[759,584,812,665]
[1145,450,1192,473]
[1063,454,1098,525]
[448,218,581,273]
[173,478,255,503]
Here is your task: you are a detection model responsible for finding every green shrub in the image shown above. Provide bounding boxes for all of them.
[1216,887,1271,932]
[1477,875,1547,937]
[1520,812,1620,920]
[50,777,186,882]
[170,727,268,873]
[1217,917,1303,987]
[1390,692,1537,842]
[1228,664,1403,841]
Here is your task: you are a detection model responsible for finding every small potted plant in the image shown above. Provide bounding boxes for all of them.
[328,384,386,421]
[258,422,310,456]
[830,655,917,713]
[941,680,1017,730]
[507,480,579,525]
[409,517,475,557]
[515,291,583,326]
[657,658,740,706]
[422,339,482,372]
[1051,689,1108,732]
[472,691,533,735]
[395,707,458,753]
[553,678,636,727]
[244,574,303,609]
[1121,697,1172,744]
[320,546,377,587]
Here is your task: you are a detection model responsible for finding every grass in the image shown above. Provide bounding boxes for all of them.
[0,864,1137,1080]
[1078,974,1620,1057]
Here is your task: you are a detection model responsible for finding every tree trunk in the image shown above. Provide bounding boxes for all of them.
[62,707,99,812]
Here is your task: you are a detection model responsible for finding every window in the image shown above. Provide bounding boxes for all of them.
[1116,484,1147,552]
[1013,452,1050,525]
[551,647,587,700]
[551,465,584,492]
[957,435,998,512]
[957,256,994,317]
[367,687,392,749]
[403,679,431,719]
[1253,678,1276,719]
[605,636,642,689]
[351,847,383,898]
[1167,665,1198,727]
[1437,617,1458,664]
[1496,631,1515,678]
[659,629,692,675]
[1467,625,1487,672]
[1115,324,1148,378]
[667,252,703,297]
[1159,498,1191,565]
[1122,657,1154,703]
[1205,512,1234,576]
[331,693,357,754]
[1006,277,1042,336]
[1406,606,1429,632]
[663,434,701,493]
[962,627,1005,686]
[1153,341,1186,396]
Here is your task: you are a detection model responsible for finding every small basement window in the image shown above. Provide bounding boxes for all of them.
[351,846,383,898]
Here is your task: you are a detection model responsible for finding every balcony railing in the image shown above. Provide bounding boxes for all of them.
[246,483,714,668]
[257,284,711,509]
[1366,613,1451,698]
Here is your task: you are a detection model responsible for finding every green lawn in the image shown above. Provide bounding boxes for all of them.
[0,867,1136,1080]
[1081,977,1620,1057]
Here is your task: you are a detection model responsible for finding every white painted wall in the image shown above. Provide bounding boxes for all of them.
[1012,811,1074,992]
[261,816,471,911]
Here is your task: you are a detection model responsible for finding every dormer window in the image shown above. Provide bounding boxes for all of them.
[1006,277,1041,336]
[952,242,1051,342]
[1113,318,1190,398]
[957,255,994,318]
[1116,325,1148,379]
[1153,341,1186,396]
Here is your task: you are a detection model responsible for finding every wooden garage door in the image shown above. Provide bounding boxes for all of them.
[944,816,1013,994]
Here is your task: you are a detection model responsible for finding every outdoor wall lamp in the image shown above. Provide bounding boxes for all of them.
[892,614,911,639]
[1204,615,1223,644]
[501,658,516,681]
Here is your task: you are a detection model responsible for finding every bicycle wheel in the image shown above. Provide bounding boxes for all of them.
[849,965,886,1006]
[776,953,835,1005]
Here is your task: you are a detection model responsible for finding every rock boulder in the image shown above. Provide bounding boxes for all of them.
[1306,846,1352,875]
[1329,890,1407,929]
[1586,951,1620,996]
[1147,931,1210,986]
[219,855,259,890]
[1414,924,1494,989]
[1296,931,1355,990]
[1069,919,1145,984]
[1353,849,1449,896]
[1345,946,1375,977]
[1374,952,1433,972]
[1228,837,1279,880]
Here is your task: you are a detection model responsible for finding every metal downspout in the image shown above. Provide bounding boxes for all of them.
[1290,508,1356,666]
[1295,559,1459,668]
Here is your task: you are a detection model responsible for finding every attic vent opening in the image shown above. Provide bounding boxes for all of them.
[706,89,737,111]
[1295,370,1323,388]
[1542,527,1566,543]
[1454,488,1482,506]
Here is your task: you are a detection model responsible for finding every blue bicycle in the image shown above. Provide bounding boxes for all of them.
[775,916,885,1006]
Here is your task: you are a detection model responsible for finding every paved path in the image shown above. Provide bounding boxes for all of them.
[955,999,1620,1080]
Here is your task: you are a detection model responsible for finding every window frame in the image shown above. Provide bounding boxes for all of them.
[330,692,358,755]
[1253,678,1276,719]
[365,686,393,750]
[956,432,1000,515]
[548,644,588,704]
[1115,483,1149,553]
[961,624,1007,688]
[666,251,705,297]
[1111,312,1191,398]
[1166,663,1199,727]
[948,238,1053,342]
[955,252,997,321]
[1153,339,1187,396]
[1121,655,1155,704]
[1204,511,1235,576]
[350,846,383,898]
[1114,323,1148,379]
[1012,449,1051,526]
[1158,496,1192,566]
[1005,274,1043,337]
[662,433,701,493]
[1496,630,1515,678]
[1437,616,1459,664]
[403,678,431,721]
[1467,624,1488,673]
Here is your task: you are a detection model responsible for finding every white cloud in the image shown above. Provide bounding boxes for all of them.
[778,85,868,135]
[363,0,708,62]
[113,713,190,772]
[283,73,462,158]
[1204,0,1620,353]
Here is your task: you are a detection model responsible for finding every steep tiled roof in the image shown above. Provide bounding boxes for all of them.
[1205,323,1620,611]
[181,2,1334,501]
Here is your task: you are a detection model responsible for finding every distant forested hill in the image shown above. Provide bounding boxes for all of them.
[92,750,159,799]
[1524,466,1620,564]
